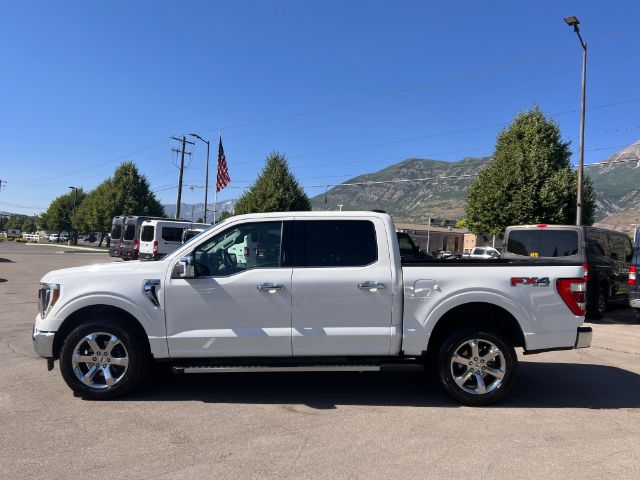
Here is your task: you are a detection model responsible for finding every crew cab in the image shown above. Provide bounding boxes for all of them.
[33,212,591,405]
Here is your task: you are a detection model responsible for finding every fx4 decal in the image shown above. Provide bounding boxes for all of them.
[511,277,551,287]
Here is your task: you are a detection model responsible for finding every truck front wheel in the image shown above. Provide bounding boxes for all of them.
[436,327,518,406]
[59,318,148,400]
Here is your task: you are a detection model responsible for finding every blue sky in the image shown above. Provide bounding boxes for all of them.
[1,1,639,216]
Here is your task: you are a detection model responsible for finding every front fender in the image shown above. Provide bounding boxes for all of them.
[38,292,168,358]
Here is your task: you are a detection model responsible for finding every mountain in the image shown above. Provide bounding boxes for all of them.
[310,157,490,223]
[586,140,640,222]
[163,199,236,222]
[310,140,640,231]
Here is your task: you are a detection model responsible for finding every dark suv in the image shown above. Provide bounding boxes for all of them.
[630,227,639,322]
[503,224,634,319]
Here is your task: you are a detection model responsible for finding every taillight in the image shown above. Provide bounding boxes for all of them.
[630,265,637,286]
[133,239,139,252]
[536,224,548,228]
[582,262,589,281]
[243,247,249,258]
[153,241,158,255]
[556,278,586,316]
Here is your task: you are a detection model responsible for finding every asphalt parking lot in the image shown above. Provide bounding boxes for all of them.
[1,241,639,479]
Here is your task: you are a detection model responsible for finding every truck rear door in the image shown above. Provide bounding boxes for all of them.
[291,218,394,356]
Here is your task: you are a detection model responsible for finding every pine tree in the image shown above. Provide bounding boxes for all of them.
[234,152,311,214]
[466,106,595,236]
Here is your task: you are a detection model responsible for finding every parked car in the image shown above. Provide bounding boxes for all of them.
[120,215,166,260]
[629,227,639,323]
[503,224,634,319]
[109,216,125,257]
[138,220,210,260]
[182,227,208,244]
[33,211,591,406]
[467,246,501,259]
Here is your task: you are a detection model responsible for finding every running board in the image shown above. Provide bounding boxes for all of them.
[171,363,423,374]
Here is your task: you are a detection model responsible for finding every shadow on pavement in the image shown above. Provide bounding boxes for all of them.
[0,257,15,263]
[0,278,7,283]
[124,361,640,409]
[587,304,637,325]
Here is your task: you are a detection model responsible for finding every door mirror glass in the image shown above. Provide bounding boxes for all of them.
[172,255,195,279]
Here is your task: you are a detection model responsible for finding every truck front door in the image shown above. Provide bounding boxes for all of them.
[164,220,293,357]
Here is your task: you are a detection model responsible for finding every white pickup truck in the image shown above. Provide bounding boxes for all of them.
[33,211,591,405]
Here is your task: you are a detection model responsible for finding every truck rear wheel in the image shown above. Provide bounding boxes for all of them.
[59,318,148,400]
[436,327,517,406]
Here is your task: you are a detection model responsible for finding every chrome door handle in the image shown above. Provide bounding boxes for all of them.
[257,283,284,293]
[358,282,385,291]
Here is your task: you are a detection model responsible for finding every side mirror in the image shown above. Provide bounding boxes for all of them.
[172,255,195,279]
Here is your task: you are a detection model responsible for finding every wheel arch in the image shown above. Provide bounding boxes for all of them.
[425,302,526,361]
[52,305,151,360]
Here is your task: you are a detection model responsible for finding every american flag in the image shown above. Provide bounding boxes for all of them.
[216,137,230,192]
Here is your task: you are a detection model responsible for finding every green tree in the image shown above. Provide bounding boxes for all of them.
[42,189,86,241]
[234,152,311,214]
[72,179,116,246]
[20,216,37,233]
[216,211,234,223]
[111,162,165,217]
[455,219,467,229]
[68,162,164,246]
[465,106,595,236]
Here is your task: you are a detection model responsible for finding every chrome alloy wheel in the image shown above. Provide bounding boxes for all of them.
[450,338,506,395]
[71,332,129,389]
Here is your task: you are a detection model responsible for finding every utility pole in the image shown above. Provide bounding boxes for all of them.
[0,179,7,192]
[171,136,194,219]
[189,134,211,223]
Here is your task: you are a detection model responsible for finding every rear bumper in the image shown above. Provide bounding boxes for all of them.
[575,326,592,349]
[630,298,640,309]
[524,326,592,355]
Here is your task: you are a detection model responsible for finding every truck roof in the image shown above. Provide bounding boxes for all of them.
[222,211,393,221]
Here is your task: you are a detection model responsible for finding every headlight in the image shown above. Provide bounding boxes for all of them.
[38,283,60,318]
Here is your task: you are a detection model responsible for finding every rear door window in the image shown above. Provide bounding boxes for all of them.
[300,220,377,267]
[587,231,608,256]
[162,227,186,242]
[609,234,633,262]
[141,225,154,242]
[507,230,579,258]
[124,223,136,240]
[111,223,122,240]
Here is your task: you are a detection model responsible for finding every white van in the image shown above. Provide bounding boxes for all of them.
[139,220,210,260]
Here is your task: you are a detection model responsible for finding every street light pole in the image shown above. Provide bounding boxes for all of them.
[190,133,211,223]
[565,16,587,226]
[69,186,79,245]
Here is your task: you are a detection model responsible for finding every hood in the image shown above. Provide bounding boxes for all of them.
[40,259,168,283]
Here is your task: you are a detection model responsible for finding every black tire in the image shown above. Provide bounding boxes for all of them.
[635,309,640,324]
[436,326,518,406]
[59,317,148,400]
[587,287,607,320]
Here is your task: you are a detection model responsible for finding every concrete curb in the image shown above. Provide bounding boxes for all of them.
[24,242,109,253]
